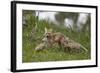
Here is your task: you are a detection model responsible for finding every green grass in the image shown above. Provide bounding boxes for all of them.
[22,15,91,63]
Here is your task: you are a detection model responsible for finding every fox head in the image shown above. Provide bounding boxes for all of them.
[42,27,53,42]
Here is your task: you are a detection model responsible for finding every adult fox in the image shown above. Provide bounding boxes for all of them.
[42,27,88,53]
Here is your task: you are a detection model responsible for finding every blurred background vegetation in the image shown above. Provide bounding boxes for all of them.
[22,10,91,62]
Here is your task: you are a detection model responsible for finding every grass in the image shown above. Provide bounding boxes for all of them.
[22,15,91,63]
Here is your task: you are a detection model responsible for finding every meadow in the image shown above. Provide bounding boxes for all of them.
[22,13,91,63]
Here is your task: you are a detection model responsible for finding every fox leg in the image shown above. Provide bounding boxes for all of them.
[58,44,62,51]
[56,42,63,51]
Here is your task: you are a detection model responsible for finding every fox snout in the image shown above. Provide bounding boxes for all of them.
[42,37,48,42]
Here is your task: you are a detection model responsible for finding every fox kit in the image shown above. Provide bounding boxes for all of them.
[42,27,69,48]
[42,27,88,53]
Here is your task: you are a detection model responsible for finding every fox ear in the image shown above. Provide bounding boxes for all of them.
[44,27,48,33]
[49,28,53,32]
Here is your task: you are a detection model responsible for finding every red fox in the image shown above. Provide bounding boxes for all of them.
[42,27,69,47]
[42,27,88,53]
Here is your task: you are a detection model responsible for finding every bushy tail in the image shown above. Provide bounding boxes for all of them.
[80,44,88,53]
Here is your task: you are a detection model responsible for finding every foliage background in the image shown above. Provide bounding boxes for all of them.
[22,10,91,62]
